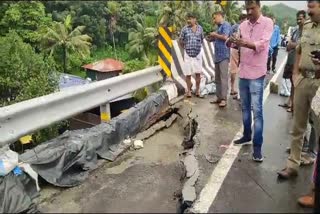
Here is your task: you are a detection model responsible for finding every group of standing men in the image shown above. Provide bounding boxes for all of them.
[179,0,320,208]
[180,0,274,161]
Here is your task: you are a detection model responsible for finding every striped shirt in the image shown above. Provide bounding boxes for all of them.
[180,25,204,58]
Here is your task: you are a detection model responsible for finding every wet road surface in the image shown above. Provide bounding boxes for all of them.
[38,49,314,213]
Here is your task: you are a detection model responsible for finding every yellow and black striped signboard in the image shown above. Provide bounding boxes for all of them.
[158,26,173,77]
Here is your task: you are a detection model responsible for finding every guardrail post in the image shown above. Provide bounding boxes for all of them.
[100,103,111,123]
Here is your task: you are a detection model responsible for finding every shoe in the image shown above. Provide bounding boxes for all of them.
[298,193,314,208]
[277,167,298,179]
[253,147,263,162]
[233,137,252,146]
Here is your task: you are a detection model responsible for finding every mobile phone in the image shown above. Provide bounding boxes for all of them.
[311,50,320,60]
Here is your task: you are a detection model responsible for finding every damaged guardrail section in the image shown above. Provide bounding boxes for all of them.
[0,65,163,146]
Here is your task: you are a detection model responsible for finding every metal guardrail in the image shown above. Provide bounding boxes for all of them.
[0,66,163,146]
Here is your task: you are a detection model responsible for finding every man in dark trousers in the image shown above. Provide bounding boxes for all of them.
[208,11,231,108]
[267,17,281,73]
[277,0,320,185]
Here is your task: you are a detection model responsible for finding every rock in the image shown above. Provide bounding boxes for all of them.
[182,185,196,205]
[184,155,198,178]
[123,139,132,146]
[133,140,144,149]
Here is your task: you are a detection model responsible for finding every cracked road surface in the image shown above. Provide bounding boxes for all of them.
[38,49,314,213]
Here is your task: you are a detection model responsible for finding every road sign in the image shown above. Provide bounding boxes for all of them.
[158,26,173,77]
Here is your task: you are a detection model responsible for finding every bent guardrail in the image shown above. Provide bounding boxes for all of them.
[0,66,163,146]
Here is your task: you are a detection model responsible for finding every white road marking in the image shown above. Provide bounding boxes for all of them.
[192,55,288,213]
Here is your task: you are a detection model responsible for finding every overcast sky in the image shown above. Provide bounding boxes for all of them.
[238,1,307,10]
[261,1,307,10]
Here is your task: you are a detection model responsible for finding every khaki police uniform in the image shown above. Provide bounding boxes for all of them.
[287,20,320,171]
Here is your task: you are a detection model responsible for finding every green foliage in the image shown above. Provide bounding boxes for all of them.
[222,1,242,25]
[133,88,148,102]
[33,121,69,145]
[123,59,147,74]
[0,1,52,47]
[91,45,130,62]
[269,3,298,34]
[261,5,274,18]
[44,1,108,47]
[126,14,158,65]
[0,31,58,106]
[157,1,191,37]
[41,15,92,73]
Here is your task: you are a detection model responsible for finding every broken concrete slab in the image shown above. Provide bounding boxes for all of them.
[183,154,198,178]
[135,121,166,141]
[135,113,178,141]
[179,109,201,212]
[165,114,178,128]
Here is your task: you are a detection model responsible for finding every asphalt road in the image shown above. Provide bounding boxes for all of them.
[38,49,312,213]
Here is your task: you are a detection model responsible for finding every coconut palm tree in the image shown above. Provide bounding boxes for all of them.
[126,15,158,65]
[157,1,193,37]
[221,1,242,25]
[41,15,92,73]
[104,1,120,59]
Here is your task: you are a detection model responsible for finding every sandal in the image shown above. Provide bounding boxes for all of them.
[301,156,315,166]
[196,93,205,99]
[219,100,227,108]
[230,91,238,96]
[278,103,289,108]
[185,92,192,98]
[210,99,221,104]
[287,107,293,113]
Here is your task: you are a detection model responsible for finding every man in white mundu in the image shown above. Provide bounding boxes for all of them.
[179,13,204,98]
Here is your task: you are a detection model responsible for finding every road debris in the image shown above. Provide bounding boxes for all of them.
[133,140,144,149]
[179,108,200,213]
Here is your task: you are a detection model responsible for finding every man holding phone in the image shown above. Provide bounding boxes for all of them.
[226,0,273,162]
[208,11,232,108]
[278,0,320,179]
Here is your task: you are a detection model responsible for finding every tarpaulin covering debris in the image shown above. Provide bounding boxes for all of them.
[0,171,39,213]
[0,145,40,213]
[18,90,169,187]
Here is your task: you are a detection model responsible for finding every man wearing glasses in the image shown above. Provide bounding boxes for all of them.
[226,0,273,162]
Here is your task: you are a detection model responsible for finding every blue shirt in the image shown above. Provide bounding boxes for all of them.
[231,23,240,35]
[214,21,231,63]
[270,25,281,48]
[180,25,204,57]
